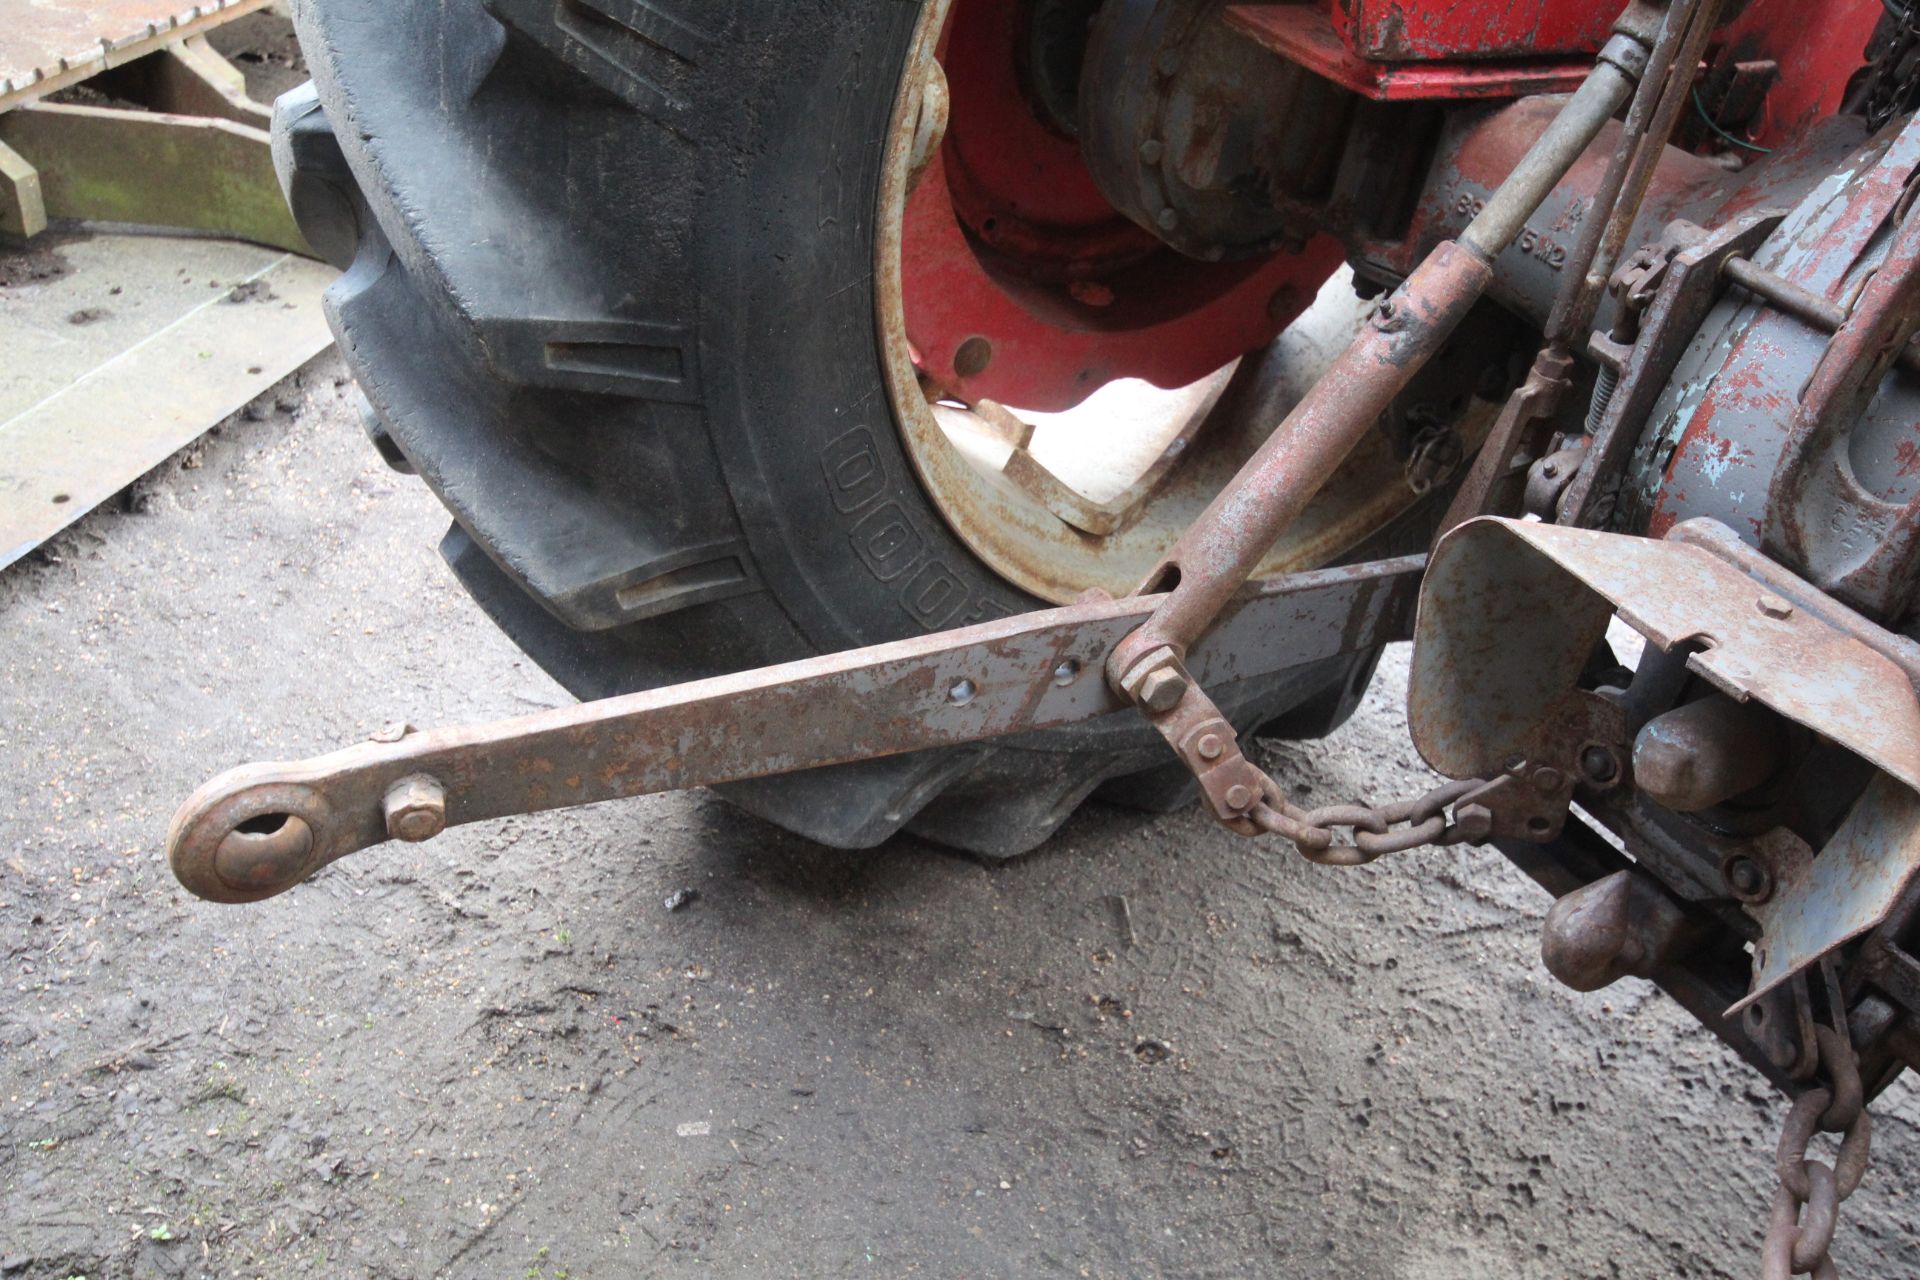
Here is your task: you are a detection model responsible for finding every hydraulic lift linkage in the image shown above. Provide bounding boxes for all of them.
[167,6,1916,1270]
[169,12,1664,906]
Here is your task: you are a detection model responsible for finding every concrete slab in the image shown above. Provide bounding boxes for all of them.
[0,352,1913,1277]
[0,231,334,567]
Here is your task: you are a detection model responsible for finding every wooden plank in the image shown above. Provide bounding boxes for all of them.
[0,138,45,239]
[0,101,310,253]
[0,0,274,114]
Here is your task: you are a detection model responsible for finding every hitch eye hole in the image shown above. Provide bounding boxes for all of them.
[1526,816,1552,836]
[948,679,977,706]
[236,813,293,836]
[1054,659,1082,686]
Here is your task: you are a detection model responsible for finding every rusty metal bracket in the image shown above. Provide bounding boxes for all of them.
[169,556,1424,904]
[1558,211,1784,528]
[1766,191,1920,616]
[1104,31,1650,700]
[1413,514,1920,1011]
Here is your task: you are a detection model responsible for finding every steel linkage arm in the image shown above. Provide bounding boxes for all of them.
[170,4,1666,901]
[168,558,1423,903]
[1104,7,1661,848]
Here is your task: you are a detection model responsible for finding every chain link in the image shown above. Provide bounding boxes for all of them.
[1246,757,1881,1280]
[1250,778,1490,864]
[1216,701,1880,1279]
[1761,1025,1874,1279]
[1404,415,1466,496]
[1858,0,1920,131]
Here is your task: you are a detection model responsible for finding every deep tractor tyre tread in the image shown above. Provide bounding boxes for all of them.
[281,0,1379,857]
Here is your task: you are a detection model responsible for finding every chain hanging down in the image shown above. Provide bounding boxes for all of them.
[1761,1024,1874,1280]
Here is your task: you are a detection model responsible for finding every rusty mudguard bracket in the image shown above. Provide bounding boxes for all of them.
[1411,514,1920,1010]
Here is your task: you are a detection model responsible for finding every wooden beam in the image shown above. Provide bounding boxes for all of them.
[0,100,311,254]
[0,137,46,240]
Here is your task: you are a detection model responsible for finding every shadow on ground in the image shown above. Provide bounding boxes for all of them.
[0,346,1914,1278]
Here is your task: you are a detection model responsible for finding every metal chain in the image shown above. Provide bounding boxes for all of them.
[1404,415,1466,496]
[1761,1025,1874,1279]
[1857,0,1920,130]
[1249,778,1491,865]
[1254,767,1881,1280]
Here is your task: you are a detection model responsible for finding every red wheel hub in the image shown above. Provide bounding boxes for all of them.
[903,0,1344,413]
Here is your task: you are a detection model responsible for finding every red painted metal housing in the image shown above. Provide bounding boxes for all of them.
[1701,0,1883,149]
[1225,4,1597,101]
[1330,0,1618,61]
[903,0,1344,412]
[903,0,1888,412]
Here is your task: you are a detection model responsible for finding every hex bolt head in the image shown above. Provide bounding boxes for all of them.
[1757,594,1794,620]
[1531,766,1566,793]
[1137,667,1189,714]
[1725,854,1772,903]
[384,774,447,843]
[1580,746,1620,784]
[1155,206,1179,232]
[1196,733,1225,761]
[1224,784,1254,812]
[1138,139,1165,166]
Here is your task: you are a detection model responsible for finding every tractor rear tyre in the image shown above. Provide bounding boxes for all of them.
[275,0,1392,856]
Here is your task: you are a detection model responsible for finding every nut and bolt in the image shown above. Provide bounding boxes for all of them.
[1724,854,1773,903]
[1531,766,1566,793]
[1196,733,1225,761]
[384,774,447,843]
[1138,139,1165,166]
[1580,746,1620,784]
[1224,784,1254,812]
[1137,666,1189,713]
[1757,594,1794,620]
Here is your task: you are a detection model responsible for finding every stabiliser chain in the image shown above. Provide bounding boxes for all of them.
[164,7,1882,1275]
[1103,4,1660,858]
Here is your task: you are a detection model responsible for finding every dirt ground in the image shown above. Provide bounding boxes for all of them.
[2,14,1918,1267]
[0,332,1914,1279]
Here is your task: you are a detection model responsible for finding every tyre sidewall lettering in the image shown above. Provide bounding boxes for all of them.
[693,3,1026,652]
[828,428,1008,629]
